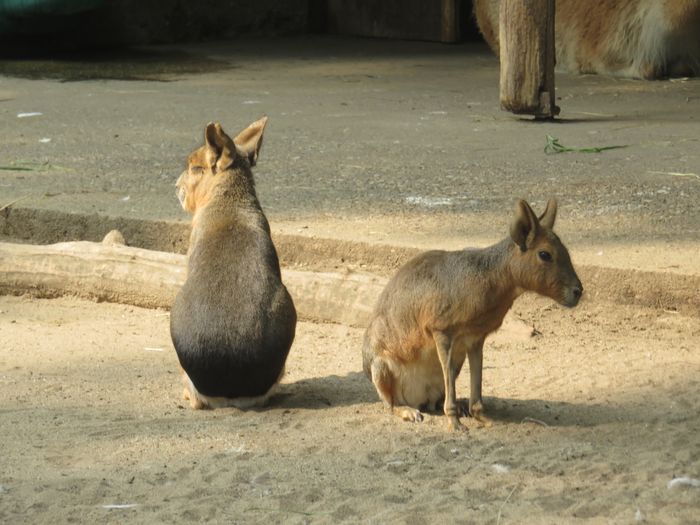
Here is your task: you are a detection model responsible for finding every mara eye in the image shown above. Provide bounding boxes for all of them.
[190,166,204,175]
[538,250,553,262]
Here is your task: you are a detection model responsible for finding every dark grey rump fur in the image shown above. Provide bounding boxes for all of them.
[170,214,296,399]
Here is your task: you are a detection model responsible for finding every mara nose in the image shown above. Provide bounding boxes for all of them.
[572,284,583,300]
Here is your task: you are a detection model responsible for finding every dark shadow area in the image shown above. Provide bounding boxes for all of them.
[0,32,491,82]
[0,1,485,49]
[517,107,700,124]
[356,394,654,428]
[269,371,376,409]
[519,116,625,125]
[0,46,234,82]
[481,396,636,428]
[1,384,694,434]
[0,1,310,47]
[0,383,660,431]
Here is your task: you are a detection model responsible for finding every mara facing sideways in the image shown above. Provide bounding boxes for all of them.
[363,199,582,431]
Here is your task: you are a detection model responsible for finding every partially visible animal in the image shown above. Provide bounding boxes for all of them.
[473,0,700,79]
[170,117,296,409]
[362,199,582,431]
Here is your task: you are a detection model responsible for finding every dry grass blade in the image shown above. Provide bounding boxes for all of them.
[0,195,31,212]
[522,417,549,427]
[496,485,518,525]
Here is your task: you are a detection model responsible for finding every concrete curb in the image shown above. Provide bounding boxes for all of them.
[2,206,699,316]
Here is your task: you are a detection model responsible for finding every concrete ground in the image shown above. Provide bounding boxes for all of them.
[0,36,699,275]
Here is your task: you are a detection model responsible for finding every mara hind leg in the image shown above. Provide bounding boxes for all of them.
[181,368,206,409]
[370,356,424,423]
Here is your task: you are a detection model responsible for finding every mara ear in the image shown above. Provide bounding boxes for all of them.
[233,116,268,167]
[204,122,235,172]
[538,198,558,229]
[510,199,540,251]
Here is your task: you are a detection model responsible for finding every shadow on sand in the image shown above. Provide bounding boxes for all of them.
[270,371,376,410]
[269,370,652,430]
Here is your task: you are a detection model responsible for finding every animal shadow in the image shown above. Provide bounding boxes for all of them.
[484,396,636,428]
[270,371,375,410]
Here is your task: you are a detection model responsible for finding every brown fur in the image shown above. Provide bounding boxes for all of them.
[170,117,296,410]
[362,199,582,431]
[473,0,700,79]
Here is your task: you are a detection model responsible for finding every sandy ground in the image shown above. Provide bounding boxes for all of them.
[1,293,698,524]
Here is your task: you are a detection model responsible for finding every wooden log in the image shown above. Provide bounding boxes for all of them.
[499,0,559,118]
[0,235,536,337]
[0,235,387,328]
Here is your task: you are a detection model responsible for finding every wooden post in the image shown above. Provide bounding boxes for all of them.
[499,0,559,118]
[440,0,460,43]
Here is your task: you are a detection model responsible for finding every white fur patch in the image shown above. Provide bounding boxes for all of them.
[625,0,668,77]
[389,334,479,409]
[182,369,283,410]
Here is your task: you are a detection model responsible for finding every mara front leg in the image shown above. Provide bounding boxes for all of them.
[433,331,468,432]
[467,336,492,426]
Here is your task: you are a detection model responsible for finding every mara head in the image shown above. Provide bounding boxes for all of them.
[509,198,583,307]
[176,116,268,213]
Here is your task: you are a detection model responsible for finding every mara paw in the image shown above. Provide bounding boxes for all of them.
[447,415,469,433]
[397,407,424,423]
[469,400,493,427]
